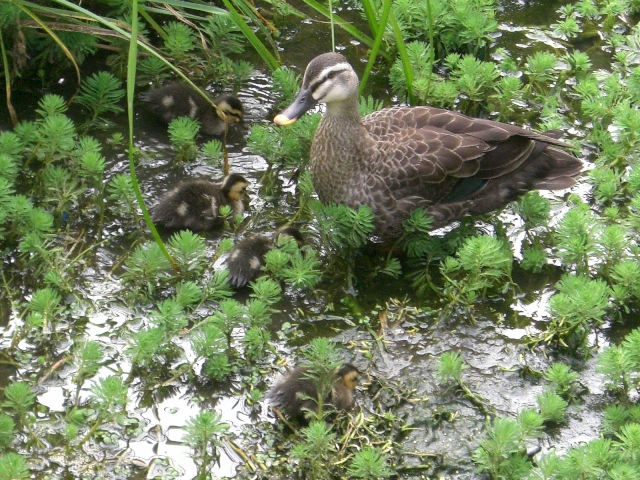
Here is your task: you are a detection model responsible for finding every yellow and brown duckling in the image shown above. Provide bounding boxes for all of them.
[268,364,359,422]
[274,52,583,238]
[141,83,244,135]
[226,226,304,288]
[151,173,249,231]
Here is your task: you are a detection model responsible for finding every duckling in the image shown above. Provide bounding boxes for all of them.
[151,173,249,231]
[226,226,304,288]
[274,52,583,238]
[268,364,359,422]
[141,83,243,135]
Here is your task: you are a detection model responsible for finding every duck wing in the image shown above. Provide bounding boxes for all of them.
[365,106,580,195]
[363,106,581,230]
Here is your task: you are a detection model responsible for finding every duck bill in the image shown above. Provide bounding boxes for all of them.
[273,87,318,126]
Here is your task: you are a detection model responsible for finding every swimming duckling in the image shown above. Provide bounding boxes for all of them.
[151,174,249,231]
[141,84,244,135]
[274,52,583,238]
[268,364,359,422]
[226,226,304,288]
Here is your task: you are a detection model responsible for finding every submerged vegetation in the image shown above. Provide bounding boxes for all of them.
[1,0,640,478]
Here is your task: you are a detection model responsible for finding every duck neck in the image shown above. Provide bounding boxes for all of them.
[324,95,361,122]
[310,96,371,207]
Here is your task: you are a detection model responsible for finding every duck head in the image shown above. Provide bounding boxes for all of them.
[336,364,359,391]
[274,52,359,125]
[221,173,250,201]
[274,226,304,247]
[215,93,244,124]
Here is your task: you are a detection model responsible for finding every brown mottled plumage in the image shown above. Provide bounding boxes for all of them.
[274,52,583,238]
[151,174,249,231]
[141,84,243,135]
[226,226,303,288]
[268,364,359,422]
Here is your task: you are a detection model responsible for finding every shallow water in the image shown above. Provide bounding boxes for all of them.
[0,0,619,478]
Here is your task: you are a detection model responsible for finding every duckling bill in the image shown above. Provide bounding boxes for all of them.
[226,226,304,288]
[268,364,359,422]
[141,83,243,135]
[151,173,249,231]
[275,52,583,238]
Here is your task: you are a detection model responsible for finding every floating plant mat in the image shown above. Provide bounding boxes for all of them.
[1,0,640,478]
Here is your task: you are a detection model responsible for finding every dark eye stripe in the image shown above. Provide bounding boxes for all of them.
[310,65,349,92]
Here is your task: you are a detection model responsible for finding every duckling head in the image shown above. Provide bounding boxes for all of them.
[221,173,250,202]
[214,93,244,124]
[274,52,359,126]
[331,364,359,411]
[274,226,304,247]
[336,364,359,392]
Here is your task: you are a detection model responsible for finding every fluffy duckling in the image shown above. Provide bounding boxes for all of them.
[226,226,304,288]
[151,174,249,231]
[268,364,359,422]
[141,84,243,135]
[274,52,582,238]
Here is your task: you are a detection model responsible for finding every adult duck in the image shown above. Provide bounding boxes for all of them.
[274,52,582,238]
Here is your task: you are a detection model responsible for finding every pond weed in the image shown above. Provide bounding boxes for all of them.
[473,417,533,479]
[72,340,104,406]
[346,445,394,479]
[543,274,610,353]
[438,235,514,316]
[543,362,583,403]
[183,411,230,478]
[75,71,125,129]
[536,390,569,425]
[167,117,200,163]
[436,351,493,418]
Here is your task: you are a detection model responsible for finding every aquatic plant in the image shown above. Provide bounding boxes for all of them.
[436,352,493,418]
[598,327,640,395]
[167,117,200,162]
[537,391,568,425]
[72,341,104,406]
[0,453,29,480]
[435,351,468,385]
[542,274,610,352]
[291,421,338,479]
[183,411,230,477]
[473,417,532,479]
[263,235,322,289]
[294,338,347,422]
[75,71,125,128]
[272,66,302,109]
[311,202,375,289]
[543,363,582,403]
[247,115,319,169]
[439,235,513,311]
[200,139,225,166]
[347,446,394,479]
